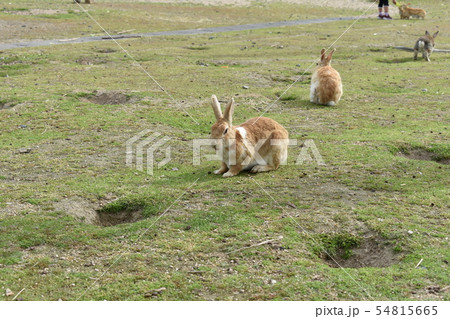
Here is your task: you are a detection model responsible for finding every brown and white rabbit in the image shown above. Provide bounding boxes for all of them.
[414,30,439,62]
[310,48,342,106]
[210,95,289,177]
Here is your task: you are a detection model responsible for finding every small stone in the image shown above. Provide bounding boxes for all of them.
[242,85,249,89]
[19,125,27,129]
[171,167,179,171]
[269,279,277,285]
[422,88,428,92]
[407,230,414,235]
[5,288,14,296]
[18,148,32,154]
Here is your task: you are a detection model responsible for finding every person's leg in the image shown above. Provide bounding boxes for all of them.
[383,0,392,19]
[378,0,384,19]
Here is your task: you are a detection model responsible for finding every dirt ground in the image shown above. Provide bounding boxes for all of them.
[3,0,373,10]
[125,0,373,10]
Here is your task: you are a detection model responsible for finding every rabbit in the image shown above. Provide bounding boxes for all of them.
[310,48,342,106]
[414,31,439,62]
[398,4,426,19]
[210,95,289,177]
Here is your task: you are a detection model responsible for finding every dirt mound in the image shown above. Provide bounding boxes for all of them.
[54,197,144,227]
[85,91,134,105]
[54,197,101,225]
[397,148,449,165]
[318,232,400,268]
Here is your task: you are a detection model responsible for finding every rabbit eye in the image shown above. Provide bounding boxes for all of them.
[223,128,228,135]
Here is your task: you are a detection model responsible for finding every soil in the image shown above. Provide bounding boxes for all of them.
[5,9,70,16]
[84,91,134,105]
[0,101,15,110]
[397,149,449,165]
[54,197,101,225]
[0,201,38,217]
[321,232,401,268]
[54,196,143,227]
[135,0,372,10]
[97,208,144,227]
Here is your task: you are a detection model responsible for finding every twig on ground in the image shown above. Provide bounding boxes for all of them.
[228,236,283,254]
[415,258,423,268]
[12,288,25,301]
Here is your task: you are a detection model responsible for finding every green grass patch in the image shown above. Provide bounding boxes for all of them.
[312,233,361,260]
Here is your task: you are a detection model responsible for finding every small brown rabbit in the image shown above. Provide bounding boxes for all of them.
[414,31,439,62]
[310,49,342,106]
[398,4,426,19]
[210,95,289,177]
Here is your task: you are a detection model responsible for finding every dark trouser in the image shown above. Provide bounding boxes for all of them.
[378,0,389,7]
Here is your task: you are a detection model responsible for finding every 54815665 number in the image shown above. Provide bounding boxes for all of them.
[375,306,438,316]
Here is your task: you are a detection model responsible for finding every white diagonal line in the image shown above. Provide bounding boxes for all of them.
[74,2,199,125]
[254,2,376,123]
[250,177,374,300]
[76,178,200,300]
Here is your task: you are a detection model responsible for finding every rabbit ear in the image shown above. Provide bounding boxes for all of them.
[211,95,223,120]
[433,31,439,38]
[327,49,335,60]
[320,48,326,61]
[425,30,430,36]
[223,98,235,126]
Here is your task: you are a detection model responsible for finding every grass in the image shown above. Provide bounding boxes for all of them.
[0,0,449,301]
[0,0,364,42]
[312,233,361,260]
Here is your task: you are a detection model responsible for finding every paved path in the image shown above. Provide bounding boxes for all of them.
[0,16,359,51]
